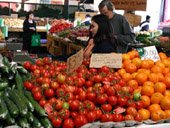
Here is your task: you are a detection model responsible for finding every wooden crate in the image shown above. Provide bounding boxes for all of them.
[124,13,141,27]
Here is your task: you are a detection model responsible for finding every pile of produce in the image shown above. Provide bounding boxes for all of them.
[49,19,73,33]
[0,57,52,128]
[4,18,24,28]
[20,50,170,127]
[0,29,4,41]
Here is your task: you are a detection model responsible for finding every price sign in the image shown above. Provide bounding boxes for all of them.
[89,53,122,68]
[67,49,83,74]
[136,46,160,62]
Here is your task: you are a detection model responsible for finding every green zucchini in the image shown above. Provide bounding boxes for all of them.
[3,94,19,118]
[17,117,30,128]
[8,90,28,116]
[39,117,53,128]
[26,112,34,123]
[15,72,24,93]
[17,66,28,74]
[0,97,8,120]
[2,57,10,67]
[24,91,47,117]
[32,115,42,128]
[5,112,15,125]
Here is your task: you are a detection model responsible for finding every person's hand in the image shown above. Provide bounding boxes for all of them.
[83,39,94,59]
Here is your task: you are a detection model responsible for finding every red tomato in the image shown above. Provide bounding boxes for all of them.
[59,109,70,119]
[93,74,102,83]
[112,114,124,122]
[86,92,96,101]
[117,97,128,107]
[86,111,96,122]
[101,104,112,112]
[96,94,108,104]
[101,114,112,122]
[106,86,116,96]
[30,64,38,72]
[78,91,86,101]
[74,115,87,128]
[33,91,42,101]
[124,114,134,120]
[136,101,144,110]
[52,117,62,127]
[99,66,110,74]
[44,88,54,98]
[55,99,63,111]
[84,101,95,111]
[71,111,78,119]
[39,98,47,107]
[23,61,32,70]
[62,118,74,128]
[95,109,102,120]
[23,81,33,91]
[85,80,93,88]
[57,74,66,84]
[55,88,66,97]
[35,59,43,66]
[126,107,137,117]
[134,113,143,122]
[114,84,122,92]
[127,100,136,108]
[108,96,118,106]
[50,81,59,90]
[69,100,80,111]
[43,57,52,65]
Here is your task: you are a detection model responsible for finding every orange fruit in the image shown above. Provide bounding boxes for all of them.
[155,61,165,69]
[127,79,138,90]
[138,109,150,120]
[151,109,166,121]
[164,76,170,89]
[164,90,170,97]
[141,95,150,108]
[159,52,167,60]
[147,59,154,68]
[122,54,130,61]
[162,59,170,67]
[138,69,150,77]
[154,82,166,94]
[148,73,159,83]
[164,110,170,119]
[151,65,162,73]
[162,68,170,75]
[121,73,132,82]
[131,72,138,79]
[141,60,151,69]
[143,81,154,87]
[141,84,154,97]
[132,58,142,68]
[157,73,165,82]
[124,63,137,73]
[151,92,164,104]
[160,96,170,110]
[135,73,148,85]
[148,104,161,114]
[118,68,126,76]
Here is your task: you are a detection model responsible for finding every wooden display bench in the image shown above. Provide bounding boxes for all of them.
[47,34,84,56]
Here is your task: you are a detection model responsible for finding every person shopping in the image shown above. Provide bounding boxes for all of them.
[84,14,117,59]
[98,0,135,53]
[23,11,36,53]
[139,15,151,31]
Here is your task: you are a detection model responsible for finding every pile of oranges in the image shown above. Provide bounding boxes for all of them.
[118,50,170,121]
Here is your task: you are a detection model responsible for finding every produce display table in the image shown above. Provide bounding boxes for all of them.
[47,34,83,56]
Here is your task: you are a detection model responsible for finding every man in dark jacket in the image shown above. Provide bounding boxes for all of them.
[140,15,151,31]
[98,0,135,53]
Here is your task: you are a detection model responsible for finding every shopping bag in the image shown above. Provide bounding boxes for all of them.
[31,34,41,46]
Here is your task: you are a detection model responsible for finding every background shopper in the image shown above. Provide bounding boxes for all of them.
[140,15,151,31]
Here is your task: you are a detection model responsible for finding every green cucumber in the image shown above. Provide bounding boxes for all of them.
[17,66,28,74]
[0,97,8,120]
[24,91,47,116]
[39,117,53,128]
[15,90,34,112]
[17,117,30,128]
[26,112,34,123]
[0,65,9,74]
[5,112,15,125]
[32,115,42,128]
[15,72,24,93]
[2,57,10,67]
[0,81,8,91]
[3,94,19,118]
[8,90,28,116]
